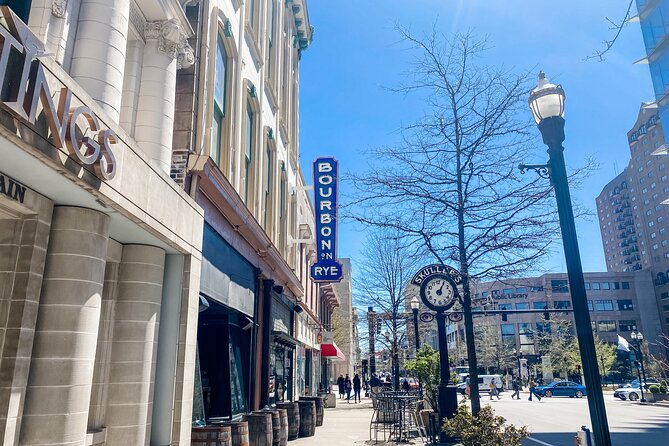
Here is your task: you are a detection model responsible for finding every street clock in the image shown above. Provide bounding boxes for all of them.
[410,264,462,313]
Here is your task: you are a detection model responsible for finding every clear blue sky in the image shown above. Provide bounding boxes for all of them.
[298,0,654,275]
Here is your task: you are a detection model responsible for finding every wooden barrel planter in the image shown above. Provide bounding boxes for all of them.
[275,402,299,441]
[276,409,288,446]
[244,412,273,446]
[296,400,316,438]
[209,421,249,446]
[260,409,282,446]
[299,396,324,427]
[191,426,232,446]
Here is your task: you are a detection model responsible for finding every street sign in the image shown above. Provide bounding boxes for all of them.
[448,312,463,322]
[419,312,434,323]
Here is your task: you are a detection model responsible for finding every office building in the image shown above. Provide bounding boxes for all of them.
[0,2,203,445]
[596,102,669,338]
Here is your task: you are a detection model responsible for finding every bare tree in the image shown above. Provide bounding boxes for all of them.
[349,27,567,415]
[584,0,635,62]
[474,324,516,374]
[355,227,420,390]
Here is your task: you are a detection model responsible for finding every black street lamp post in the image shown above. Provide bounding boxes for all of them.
[631,331,648,402]
[410,296,421,353]
[522,72,612,446]
[514,349,524,380]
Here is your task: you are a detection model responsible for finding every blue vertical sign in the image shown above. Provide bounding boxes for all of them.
[311,157,343,282]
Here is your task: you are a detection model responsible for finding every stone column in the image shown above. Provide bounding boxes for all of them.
[134,20,194,175]
[105,245,165,445]
[151,254,184,446]
[19,207,110,446]
[70,0,130,123]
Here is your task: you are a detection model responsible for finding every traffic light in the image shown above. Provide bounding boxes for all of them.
[376,319,382,334]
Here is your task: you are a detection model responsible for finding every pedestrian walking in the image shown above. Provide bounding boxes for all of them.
[464,376,471,399]
[344,374,352,403]
[402,379,411,392]
[337,374,345,399]
[528,377,542,401]
[370,374,382,395]
[511,376,521,400]
[489,378,500,400]
[353,373,362,403]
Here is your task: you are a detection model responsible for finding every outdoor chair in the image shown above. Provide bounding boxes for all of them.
[369,395,399,443]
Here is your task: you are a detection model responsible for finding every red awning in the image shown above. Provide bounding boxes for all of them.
[320,343,346,362]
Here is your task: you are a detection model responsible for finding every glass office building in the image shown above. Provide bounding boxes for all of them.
[636,0,669,140]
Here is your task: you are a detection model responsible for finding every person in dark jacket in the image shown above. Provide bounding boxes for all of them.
[336,374,345,399]
[344,374,352,402]
[353,373,362,403]
[402,379,411,392]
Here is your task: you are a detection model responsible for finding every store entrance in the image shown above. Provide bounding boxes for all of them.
[270,342,293,404]
[197,299,252,420]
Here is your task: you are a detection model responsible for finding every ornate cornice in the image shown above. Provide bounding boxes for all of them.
[144,19,194,69]
[52,0,67,18]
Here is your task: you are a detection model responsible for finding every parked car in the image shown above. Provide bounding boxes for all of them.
[535,381,587,398]
[622,378,660,389]
[407,378,419,389]
[614,386,644,401]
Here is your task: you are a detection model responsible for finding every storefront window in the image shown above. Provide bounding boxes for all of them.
[270,344,293,404]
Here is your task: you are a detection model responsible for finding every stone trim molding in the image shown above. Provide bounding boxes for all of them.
[144,19,194,69]
[129,1,147,41]
[52,0,67,18]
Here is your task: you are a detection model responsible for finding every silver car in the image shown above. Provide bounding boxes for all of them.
[614,386,644,401]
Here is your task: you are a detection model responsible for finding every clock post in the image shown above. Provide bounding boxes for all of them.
[435,312,458,440]
[410,264,461,444]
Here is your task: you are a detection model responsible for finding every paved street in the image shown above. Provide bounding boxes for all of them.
[490,391,669,446]
[293,392,669,446]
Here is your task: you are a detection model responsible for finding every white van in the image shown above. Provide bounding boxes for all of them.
[477,374,503,392]
[460,374,503,392]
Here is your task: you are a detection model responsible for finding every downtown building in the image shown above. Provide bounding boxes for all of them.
[0,1,204,446]
[405,268,664,378]
[634,0,669,142]
[170,0,344,426]
[596,102,669,339]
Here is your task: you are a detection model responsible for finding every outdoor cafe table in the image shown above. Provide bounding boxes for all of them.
[375,392,421,443]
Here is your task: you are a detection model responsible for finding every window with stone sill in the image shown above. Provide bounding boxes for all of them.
[266,0,280,93]
[598,320,617,332]
[243,98,259,207]
[618,320,637,332]
[211,33,230,166]
[595,300,613,311]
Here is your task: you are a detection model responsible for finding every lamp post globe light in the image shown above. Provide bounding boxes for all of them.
[524,72,612,446]
[410,296,421,353]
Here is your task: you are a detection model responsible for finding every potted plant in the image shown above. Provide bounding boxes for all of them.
[443,403,529,446]
[405,346,442,441]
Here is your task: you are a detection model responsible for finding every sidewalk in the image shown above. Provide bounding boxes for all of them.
[290,395,395,446]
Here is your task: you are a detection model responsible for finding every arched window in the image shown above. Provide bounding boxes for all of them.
[622,182,627,189]
[211,33,228,165]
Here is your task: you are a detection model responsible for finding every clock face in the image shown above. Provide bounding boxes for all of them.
[420,274,457,310]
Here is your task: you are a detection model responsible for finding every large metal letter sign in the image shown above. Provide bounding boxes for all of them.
[311,157,343,282]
